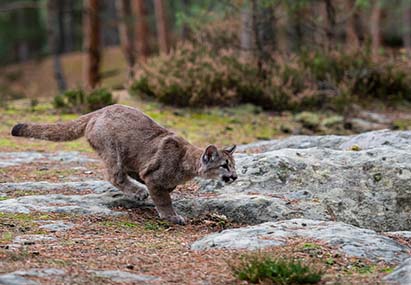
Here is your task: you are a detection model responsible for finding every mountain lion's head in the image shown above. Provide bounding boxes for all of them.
[199,145,237,183]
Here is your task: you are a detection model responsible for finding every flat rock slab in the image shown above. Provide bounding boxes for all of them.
[0,151,96,168]
[0,268,64,285]
[191,219,411,264]
[88,270,158,283]
[8,235,57,249]
[0,192,152,216]
[384,257,411,284]
[38,221,75,232]
[0,181,116,194]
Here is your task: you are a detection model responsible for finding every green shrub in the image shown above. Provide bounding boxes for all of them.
[230,254,322,284]
[130,42,411,111]
[130,43,294,109]
[87,89,116,111]
[53,88,116,113]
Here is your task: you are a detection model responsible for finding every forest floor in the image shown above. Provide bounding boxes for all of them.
[0,143,395,284]
[0,95,408,284]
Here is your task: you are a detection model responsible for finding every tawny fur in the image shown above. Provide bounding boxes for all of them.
[11,104,237,224]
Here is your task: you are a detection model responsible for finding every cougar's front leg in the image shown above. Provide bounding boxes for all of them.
[147,185,185,225]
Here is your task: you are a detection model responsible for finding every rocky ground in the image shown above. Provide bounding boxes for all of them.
[1,130,411,284]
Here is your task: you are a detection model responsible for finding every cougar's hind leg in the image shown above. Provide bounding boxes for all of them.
[101,149,148,201]
[145,182,185,225]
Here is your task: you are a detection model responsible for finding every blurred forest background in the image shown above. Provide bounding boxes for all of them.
[1,0,411,139]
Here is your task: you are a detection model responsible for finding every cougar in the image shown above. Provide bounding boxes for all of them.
[11,104,237,224]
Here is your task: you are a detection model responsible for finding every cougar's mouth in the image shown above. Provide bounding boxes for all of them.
[222,174,237,183]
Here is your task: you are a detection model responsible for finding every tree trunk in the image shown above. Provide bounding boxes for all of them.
[154,0,170,54]
[47,0,67,92]
[83,0,101,89]
[276,3,288,53]
[324,0,336,50]
[250,0,266,78]
[370,0,382,58]
[63,0,74,52]
[132,0,149,62]
[240,1,252,56]
[17,8,29,62]
[345,0,360,51]
[402,0,411,57]
[181,0,190,40]
[116,0,136,82]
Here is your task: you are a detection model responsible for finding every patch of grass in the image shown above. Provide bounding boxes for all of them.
[0,138,16,148]
[1,249,31,261]
[144,220,170,231]
[0,196,9,201]
[295,112,321,130]
[100,220,139,229]
[1,231,13,242]
[230,253,323,284]
[393,118,411,130]
[302,243,321,250]
[0,212,55,221]
[0,212,36,221]
[12,190,38,197]
[345,260,380,275]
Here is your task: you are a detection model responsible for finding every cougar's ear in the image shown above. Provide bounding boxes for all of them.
[202,145,219,164]
[224,145,237,154]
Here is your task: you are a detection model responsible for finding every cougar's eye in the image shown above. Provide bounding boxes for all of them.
[220,161,229,170]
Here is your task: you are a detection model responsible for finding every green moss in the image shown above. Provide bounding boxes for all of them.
[0,196,9,201]
[350,263,377,274]
[373,173,382,182]
[100,220,139,229]
[322,116,343,128]
[1,231,13,242]
[144,220,170,231]
[350,144,361,151]
[393,119,411,130]
[295,112,321,130]
[0,138,16,148]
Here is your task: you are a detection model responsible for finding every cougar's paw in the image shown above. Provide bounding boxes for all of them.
[165,215,186,225]
[125,189,149,201]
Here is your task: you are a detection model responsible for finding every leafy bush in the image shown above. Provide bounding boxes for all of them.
[230,254,322,284]
[130,43,294,109]
[130,42,411,111]
[54,88,116,113]
[300,51,411,102]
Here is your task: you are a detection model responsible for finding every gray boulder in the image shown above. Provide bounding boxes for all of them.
[189,130,411,231]
[384,257,411,284]
[191,219,410,264]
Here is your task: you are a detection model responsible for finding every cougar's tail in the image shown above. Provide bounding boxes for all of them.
[11,111,97,142]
